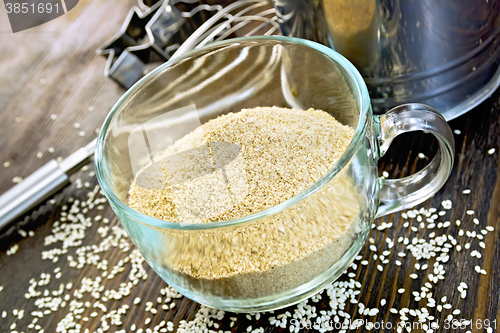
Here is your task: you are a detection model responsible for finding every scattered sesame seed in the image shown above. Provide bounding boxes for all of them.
[12,176,23,184]
[488,148,495,155]
[3,161,10,168]
[418,153,426,159]
[462,189,471,194]
[453,129,461,135]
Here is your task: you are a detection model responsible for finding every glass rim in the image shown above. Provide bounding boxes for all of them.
[95,35,371,231]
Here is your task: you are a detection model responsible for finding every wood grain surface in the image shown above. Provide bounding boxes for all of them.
[1,1,500,332]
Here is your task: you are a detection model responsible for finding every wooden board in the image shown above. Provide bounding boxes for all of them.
[0,1,499,332]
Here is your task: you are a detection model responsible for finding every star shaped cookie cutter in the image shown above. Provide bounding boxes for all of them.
[97,0,185,88]
[98,0,227,88]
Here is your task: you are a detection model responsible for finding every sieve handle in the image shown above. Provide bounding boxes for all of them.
[0,139,96,231]
[0,161,69,230]
[374,103,455,218]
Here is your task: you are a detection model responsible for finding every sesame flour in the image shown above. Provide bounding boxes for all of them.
[128,106,360,298]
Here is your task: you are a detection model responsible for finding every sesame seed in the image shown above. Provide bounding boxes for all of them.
[12,176,23,184]
[488,148,495,155]
[398,288,405,294]
[462,189,471,194]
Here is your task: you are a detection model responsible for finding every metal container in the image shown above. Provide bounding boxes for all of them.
[275,0,500,119]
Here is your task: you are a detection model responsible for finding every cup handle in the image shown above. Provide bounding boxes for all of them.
[374,103,455,218]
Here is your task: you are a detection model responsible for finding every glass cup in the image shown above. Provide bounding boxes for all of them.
[95,36,454,312]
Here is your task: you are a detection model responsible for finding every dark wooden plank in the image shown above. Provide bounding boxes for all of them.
[0,1,500,332]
